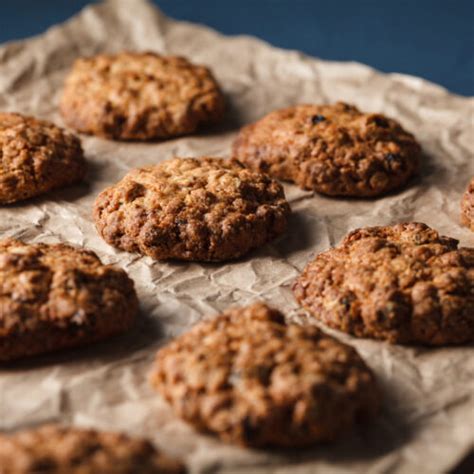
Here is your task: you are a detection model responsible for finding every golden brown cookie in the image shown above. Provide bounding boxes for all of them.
[232,102,421,197]
[93,157,290,262]
[461,178,474,231]
[0,425,184,474]
[293,222,474,345]
[150,302,379,448]
[0,113,86,204]
[0,239,138,361]
[60,52,225,141]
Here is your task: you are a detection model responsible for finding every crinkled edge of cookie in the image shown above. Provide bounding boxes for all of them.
[59,52,225,141]
[461,178,474,231]
[150,302,379,447]
[0,113,86,204]
[0,239,138,361]
[93,157,291,262]
[0,424,185,473]
[292,222,474,345]
[232,102,421,197]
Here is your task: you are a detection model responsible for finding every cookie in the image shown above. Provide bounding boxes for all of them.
[0,113,86,204]
[150,302,379,447]
[93,157,290,261]
[461,178,474,231]
[232,102,421,197]
[60,52,225,141]
[293,222,474,345]
[0,239,138,361]
[0,424,184,474]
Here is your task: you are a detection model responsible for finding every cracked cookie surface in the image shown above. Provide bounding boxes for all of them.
[0,113,85,204]
[293,222,474,345]
[0,424,184,474]
[150,302,379,447]
[93,157,290,261]
[232,102,421,197]
[0,239,138,361]
[60,52,225,140]
[461,178,474,231]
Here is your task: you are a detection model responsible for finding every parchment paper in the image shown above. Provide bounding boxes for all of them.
[0,1,473,472]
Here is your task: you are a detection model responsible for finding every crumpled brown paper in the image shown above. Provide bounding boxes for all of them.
[0,0,473,472]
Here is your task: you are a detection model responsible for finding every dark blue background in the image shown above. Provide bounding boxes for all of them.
[0,1,473,96]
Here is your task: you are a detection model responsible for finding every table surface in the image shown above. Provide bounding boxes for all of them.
[1,0,473,97]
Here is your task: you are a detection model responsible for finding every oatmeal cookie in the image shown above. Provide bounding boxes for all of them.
[93,157,290,261]
[0,113,85,204]
[232,102,421,197]
[150,302,379,447]
[0,239,138,361]
[293,222,474,345]
[461,178,474,231]
[0,424,184,473]
[60,52,225,140]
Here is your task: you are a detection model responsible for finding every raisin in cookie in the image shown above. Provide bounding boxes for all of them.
[0,425,184,474]
[0,113,85,204]
[461,178,474,231]
[93,157,290,261]
[232,102,421,197]
[0,239,138,361]
[293,223,474,345]
[150,302,379,448]
[60,52,225,140]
